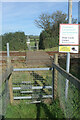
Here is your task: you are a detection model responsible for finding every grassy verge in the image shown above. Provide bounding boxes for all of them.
[43,47,58,51]
[5,99,64,119]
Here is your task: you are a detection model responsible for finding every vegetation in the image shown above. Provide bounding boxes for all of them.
[2,33,39,51]
[35,10,77,49]
[2,32,27,51]
[5,99,64,119]
[28,35,39,40]
[59,57,80,80]
[44,47,58,51]
[28,35,39,48]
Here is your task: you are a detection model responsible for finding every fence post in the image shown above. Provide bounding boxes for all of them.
[54,54,58,99]
[52,67,54,100]
[7,43,11,68]
[9,75,13,104]
[5,78,9,107]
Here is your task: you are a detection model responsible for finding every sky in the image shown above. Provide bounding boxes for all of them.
[1,1,79,35]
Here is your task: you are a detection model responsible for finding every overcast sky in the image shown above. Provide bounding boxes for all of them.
[2,2,78,35]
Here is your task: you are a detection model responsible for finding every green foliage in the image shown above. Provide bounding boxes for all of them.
[2,32,27,51]
[28,35,39,40]
[5,99,64,119]
[35,10,77,50]
[44,47,58,51]
[39,31,49,49]
[5,102,37,118]
[39,30,59,49]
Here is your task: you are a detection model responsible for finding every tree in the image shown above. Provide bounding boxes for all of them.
[35,11,67,31]
[35,10,77,49]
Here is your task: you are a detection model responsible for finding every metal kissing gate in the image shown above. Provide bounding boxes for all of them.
[12,67,53,104]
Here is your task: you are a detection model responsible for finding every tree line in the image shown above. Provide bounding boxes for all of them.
[2,32,39,51]
[2,32,27,51]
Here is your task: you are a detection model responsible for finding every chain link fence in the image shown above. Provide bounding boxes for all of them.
[0,67,13,119]
[53,63,80,119]
[0,77,10,119]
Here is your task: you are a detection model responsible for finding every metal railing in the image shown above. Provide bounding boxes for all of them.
[11,67,53,104]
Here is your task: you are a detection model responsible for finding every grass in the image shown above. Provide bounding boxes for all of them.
[5,99,64,119]
[30,41,35,46]
[44,47,58,51]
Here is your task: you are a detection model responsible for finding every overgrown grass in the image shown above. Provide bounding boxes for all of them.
[44,47,58,51]
[5,99,64,119]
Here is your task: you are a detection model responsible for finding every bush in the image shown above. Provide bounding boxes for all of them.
[39,31,59,49]
[2,32,27,51]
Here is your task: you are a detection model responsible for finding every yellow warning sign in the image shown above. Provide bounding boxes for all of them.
[59,46,71,52]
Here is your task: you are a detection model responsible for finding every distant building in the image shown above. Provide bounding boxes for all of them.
[26,36,30,45]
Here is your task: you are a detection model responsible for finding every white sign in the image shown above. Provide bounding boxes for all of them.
[59,24,79,45]
[59,46,79,53]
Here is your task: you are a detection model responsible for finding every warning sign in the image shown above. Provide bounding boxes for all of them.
[59,24,79,53]
[59,46,79,53]
[59,24,79,45]
[59,46,70,52]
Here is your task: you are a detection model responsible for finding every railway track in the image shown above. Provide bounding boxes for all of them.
[1,51,80,56]
[0,51,80,64]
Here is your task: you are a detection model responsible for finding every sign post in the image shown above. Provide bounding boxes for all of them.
[59,0,79,100]
[65,0,72,100]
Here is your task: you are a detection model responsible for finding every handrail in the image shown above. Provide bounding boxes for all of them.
[53,63,80,90]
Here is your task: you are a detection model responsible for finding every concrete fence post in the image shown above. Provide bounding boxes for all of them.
[7,43,11,68]
[6,43,13,104]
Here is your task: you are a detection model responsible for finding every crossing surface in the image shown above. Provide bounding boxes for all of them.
[26,51,52,67]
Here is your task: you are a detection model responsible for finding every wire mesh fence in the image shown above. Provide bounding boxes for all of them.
[0,84,2,119]
[12,68,52,104]
[0,79,10,118]
[57,68,80,119]
[0,66,13,119]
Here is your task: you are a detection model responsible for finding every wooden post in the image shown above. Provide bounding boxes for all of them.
[54,54,58,99]
[8,75,13,104]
